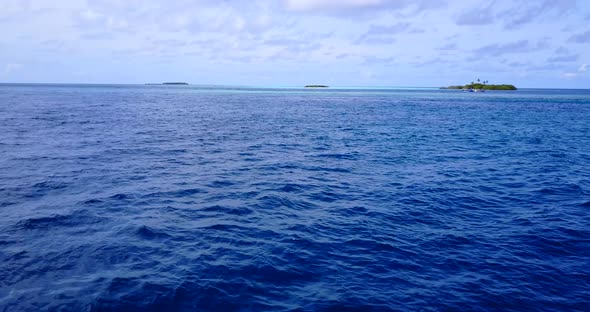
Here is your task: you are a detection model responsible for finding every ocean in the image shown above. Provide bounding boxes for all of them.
[1,84,589,311]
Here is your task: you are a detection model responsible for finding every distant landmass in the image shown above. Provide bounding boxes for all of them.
[440,79,517,91]
[146,82,189,85]
[442,84,517,90]
[305,85,328,88]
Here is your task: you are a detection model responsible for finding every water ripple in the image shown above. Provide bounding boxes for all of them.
[1,85,589,311]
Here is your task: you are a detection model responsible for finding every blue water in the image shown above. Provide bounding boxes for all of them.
[1,84,589,311]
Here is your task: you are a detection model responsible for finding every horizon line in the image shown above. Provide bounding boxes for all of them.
[1,82,589,90]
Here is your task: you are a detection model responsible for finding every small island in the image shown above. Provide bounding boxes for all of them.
[305,85,329,88]
[146,82,189,85]
[441,79,517,91]
[163,82,189,85]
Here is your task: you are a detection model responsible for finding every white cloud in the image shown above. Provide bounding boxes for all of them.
[282,0,444,16]
[284,0,385,11]
[0,0,588,87]
[566,64,590,78]
[80,9,102,22]
[3,63,23,74]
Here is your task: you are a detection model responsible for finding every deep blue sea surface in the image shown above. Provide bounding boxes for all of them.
[1,84,589,311]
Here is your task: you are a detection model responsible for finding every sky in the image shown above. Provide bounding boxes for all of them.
[1,0,589,88]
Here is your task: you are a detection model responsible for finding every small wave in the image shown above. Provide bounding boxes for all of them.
[110,193,134,200]
[276,183,312,193]
[18,215,72,229]
[308,166,352,173]
[81,198,104,205]
[336,206,369,216]
[200,205,253,216]
[19,181,70,199]
[309,191,352,203]
[142,188,205,199]
[16,211,101,230]
[32,181,68,190]
[255,195,297,209]
[0,201,17,207]
[239,264,314,285]
[199,223,250,232]
[314,152,360,160]
[135,225,172,240]
[207,180,235,188]
[344,238,400,252]
[537,184,583,195]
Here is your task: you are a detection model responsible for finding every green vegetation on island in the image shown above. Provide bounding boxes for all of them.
[305,85,329,88]
[441,79,517,90]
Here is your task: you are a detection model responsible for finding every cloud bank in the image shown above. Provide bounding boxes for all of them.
[0,0,588,87]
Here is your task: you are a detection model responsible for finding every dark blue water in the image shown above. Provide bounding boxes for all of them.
[1,84,589,311]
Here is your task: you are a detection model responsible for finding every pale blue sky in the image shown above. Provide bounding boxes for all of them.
[1,0,589,88]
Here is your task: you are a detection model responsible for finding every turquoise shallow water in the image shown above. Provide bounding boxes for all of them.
[0,84,589,311]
